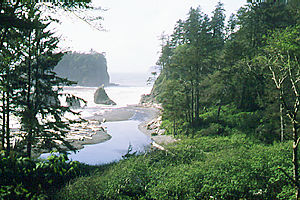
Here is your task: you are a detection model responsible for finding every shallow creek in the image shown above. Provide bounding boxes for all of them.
[40,120,151,165]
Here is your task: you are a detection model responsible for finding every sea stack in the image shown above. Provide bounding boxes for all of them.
[94,85,116,105]
[54,51,110,87]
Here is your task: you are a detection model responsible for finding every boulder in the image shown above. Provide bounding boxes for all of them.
[94,86,116,105]
[46,95,60,107]
[67,97,81,109]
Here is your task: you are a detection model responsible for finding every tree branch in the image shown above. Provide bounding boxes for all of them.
[296,137,300,149]
[278,167,298,186]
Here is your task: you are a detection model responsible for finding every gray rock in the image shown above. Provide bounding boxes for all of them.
[46,95,60,107]
[54,51,110,87]
[67,97,81,109]
[94,86,116,105]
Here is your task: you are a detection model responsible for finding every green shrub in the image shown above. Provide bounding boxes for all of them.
[160,119,173,135]
[57,135,296,200]
[0,152,84,199]
[198,123,225,136]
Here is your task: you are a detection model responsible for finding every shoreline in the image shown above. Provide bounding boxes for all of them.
[83,104,176,149]
[73,103,176,150]
[59,105,160,152]
[87,104,159,123]
[137,107,177,146]
[37,104,174,158]
[65,130,112,151]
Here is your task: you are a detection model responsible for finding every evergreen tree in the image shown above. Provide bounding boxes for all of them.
[154,1,298,141]
[0,2,92,157]
[16,4,83,157]
[210,1,226,48]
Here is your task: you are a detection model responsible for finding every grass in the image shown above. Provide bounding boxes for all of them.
[55,134,296,200]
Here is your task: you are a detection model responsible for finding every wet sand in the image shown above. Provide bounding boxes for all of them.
[87,105,159,122]
[66,130,112,150]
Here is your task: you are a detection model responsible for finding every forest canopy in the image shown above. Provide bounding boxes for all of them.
[147,1,300,198]
[1,0,300,199]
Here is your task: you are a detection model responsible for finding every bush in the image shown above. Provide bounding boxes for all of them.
[57,135,296,200]
[198,123,225,136]
[0,152,84,199]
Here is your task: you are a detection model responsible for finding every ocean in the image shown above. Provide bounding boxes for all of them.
[62,72,152,119]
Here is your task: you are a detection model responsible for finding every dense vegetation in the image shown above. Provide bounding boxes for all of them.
[55,1,300,200]
[0,152,90,200]
[57,136,294,199]
[153,1,299,143]
[54,51,110,87]
[148,0,300,198]
[0,1,99,198]
[1,0,300,199]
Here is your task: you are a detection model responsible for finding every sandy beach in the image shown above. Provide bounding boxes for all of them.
[65,130,112,151]
[87,105,159,123]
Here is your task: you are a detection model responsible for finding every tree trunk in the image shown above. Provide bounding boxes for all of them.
[190,82,194,126]
[26,32,32,158]
[1,29,7,152]
[5,90,10,154]
[280,102,284,142]
[173,118,176,136]
[195,87,200,124]
[27,129,32,158]
[185,86,191,124]
[5,69,10,155]
[2,90,5,151]
[217,103,222,123]
[292,120,299,199]
[268,50,299,199]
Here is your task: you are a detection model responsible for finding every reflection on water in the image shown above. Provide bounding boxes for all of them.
[40,120,151,165]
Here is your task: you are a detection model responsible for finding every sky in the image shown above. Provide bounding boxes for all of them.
[56,0,246,74]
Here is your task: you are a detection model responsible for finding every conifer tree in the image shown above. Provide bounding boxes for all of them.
[0,2,91,157]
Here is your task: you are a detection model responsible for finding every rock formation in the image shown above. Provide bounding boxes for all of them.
[94,86,116,105]
[54,51,110,87]
[66,97,82,109]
